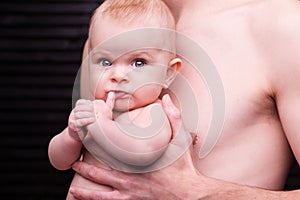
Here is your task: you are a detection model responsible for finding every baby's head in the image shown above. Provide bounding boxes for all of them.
[90,0,175,34]
[96,0,175,26]
[88,0,176,52]
[84,0,181,111]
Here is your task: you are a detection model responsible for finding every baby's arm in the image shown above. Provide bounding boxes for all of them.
[48,100,95,170]
[115,102,172,166]
[89,100,172,166]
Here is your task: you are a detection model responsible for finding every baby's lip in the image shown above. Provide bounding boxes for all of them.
[109,90,129,99]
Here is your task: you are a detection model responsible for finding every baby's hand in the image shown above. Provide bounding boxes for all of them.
[68,99,95,141]
[93,92,115,121]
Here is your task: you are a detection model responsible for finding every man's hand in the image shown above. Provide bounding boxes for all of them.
[70,149,204,200]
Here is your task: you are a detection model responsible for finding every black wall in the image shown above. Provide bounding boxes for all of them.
[0,0,101,199]
[0,0,299,199]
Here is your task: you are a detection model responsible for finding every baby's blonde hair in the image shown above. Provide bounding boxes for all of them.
[90,0,175,32]
[88,0,177,54]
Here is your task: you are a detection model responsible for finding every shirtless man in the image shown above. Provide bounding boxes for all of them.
[69,0,300,199]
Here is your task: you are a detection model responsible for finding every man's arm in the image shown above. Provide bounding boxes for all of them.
[268,2,300,165]
[69,93,300,200]
[69,149,300,200]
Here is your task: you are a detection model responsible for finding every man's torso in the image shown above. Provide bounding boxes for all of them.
[176,0,294,190]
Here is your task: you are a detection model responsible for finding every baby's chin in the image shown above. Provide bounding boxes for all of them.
[113,99,148,112]
[112,99,131,112]
[113,105,139,113]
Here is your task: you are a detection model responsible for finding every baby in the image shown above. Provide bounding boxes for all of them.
[48,0,181,199]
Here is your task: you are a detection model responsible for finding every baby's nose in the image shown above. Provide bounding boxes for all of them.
[109,65,130,83]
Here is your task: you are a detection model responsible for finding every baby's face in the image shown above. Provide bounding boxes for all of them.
[89,48,174,112]
[86,15,178,112]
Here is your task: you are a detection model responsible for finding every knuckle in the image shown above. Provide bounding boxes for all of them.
[74,120,80,127]
[115,178,127,188]
[110,191,126,200]
[87,166,98,178]
[90,193,103,200]
[83,118,92,125]
[79,118,92,126]
[74,111,81,119]
[69,125,75,132]
[77,120,84,127]
[75,99,84,106]
[115,175,134,189]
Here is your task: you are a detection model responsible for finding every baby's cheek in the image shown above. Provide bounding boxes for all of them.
[94,85,106,100]
[89,69,106,96]
[135,85,162,102]
[94,92,105,100]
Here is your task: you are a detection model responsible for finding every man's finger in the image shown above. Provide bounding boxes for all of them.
[72,161,126,187]
[161,94,181,120]
[161,94,181,137]
[69,187,123,200]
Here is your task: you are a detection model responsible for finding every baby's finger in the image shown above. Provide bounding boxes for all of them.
[74,110,95,119]
[75,117,95,127]
[75,102,94,112]
[75,99,92,106]
[106,91,115,110]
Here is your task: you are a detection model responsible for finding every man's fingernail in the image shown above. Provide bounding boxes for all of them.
[72,162,78,169]
[69,187,75,194]
[166,95,173,106]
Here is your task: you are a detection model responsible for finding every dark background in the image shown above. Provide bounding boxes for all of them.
[0,0,299,199]
[0,0,101,199]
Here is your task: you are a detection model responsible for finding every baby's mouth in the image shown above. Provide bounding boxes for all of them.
[111,91,129,99]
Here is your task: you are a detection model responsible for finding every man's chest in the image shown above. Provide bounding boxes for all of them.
[177,43,275,136]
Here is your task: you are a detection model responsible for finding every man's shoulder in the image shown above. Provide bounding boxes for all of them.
[250,1,300,58]
[258,1,300,35]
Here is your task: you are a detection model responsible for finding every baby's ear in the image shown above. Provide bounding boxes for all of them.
[164,58,182,88]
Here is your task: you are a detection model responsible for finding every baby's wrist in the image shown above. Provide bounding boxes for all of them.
[68,128,82,142]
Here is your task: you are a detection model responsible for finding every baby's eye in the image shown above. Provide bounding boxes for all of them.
[132,59,146,68]
[99,58,112,67]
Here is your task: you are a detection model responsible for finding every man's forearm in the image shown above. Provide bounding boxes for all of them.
[69,159,300,200]
[193,177,300,200]
[214,186,300,200]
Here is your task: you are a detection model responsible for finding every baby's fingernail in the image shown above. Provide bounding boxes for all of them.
[109,91,115,99]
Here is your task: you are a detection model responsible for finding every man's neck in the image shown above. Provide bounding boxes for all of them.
[162,0,188,22]
[162,0,183,12]
[162,0,261,21]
